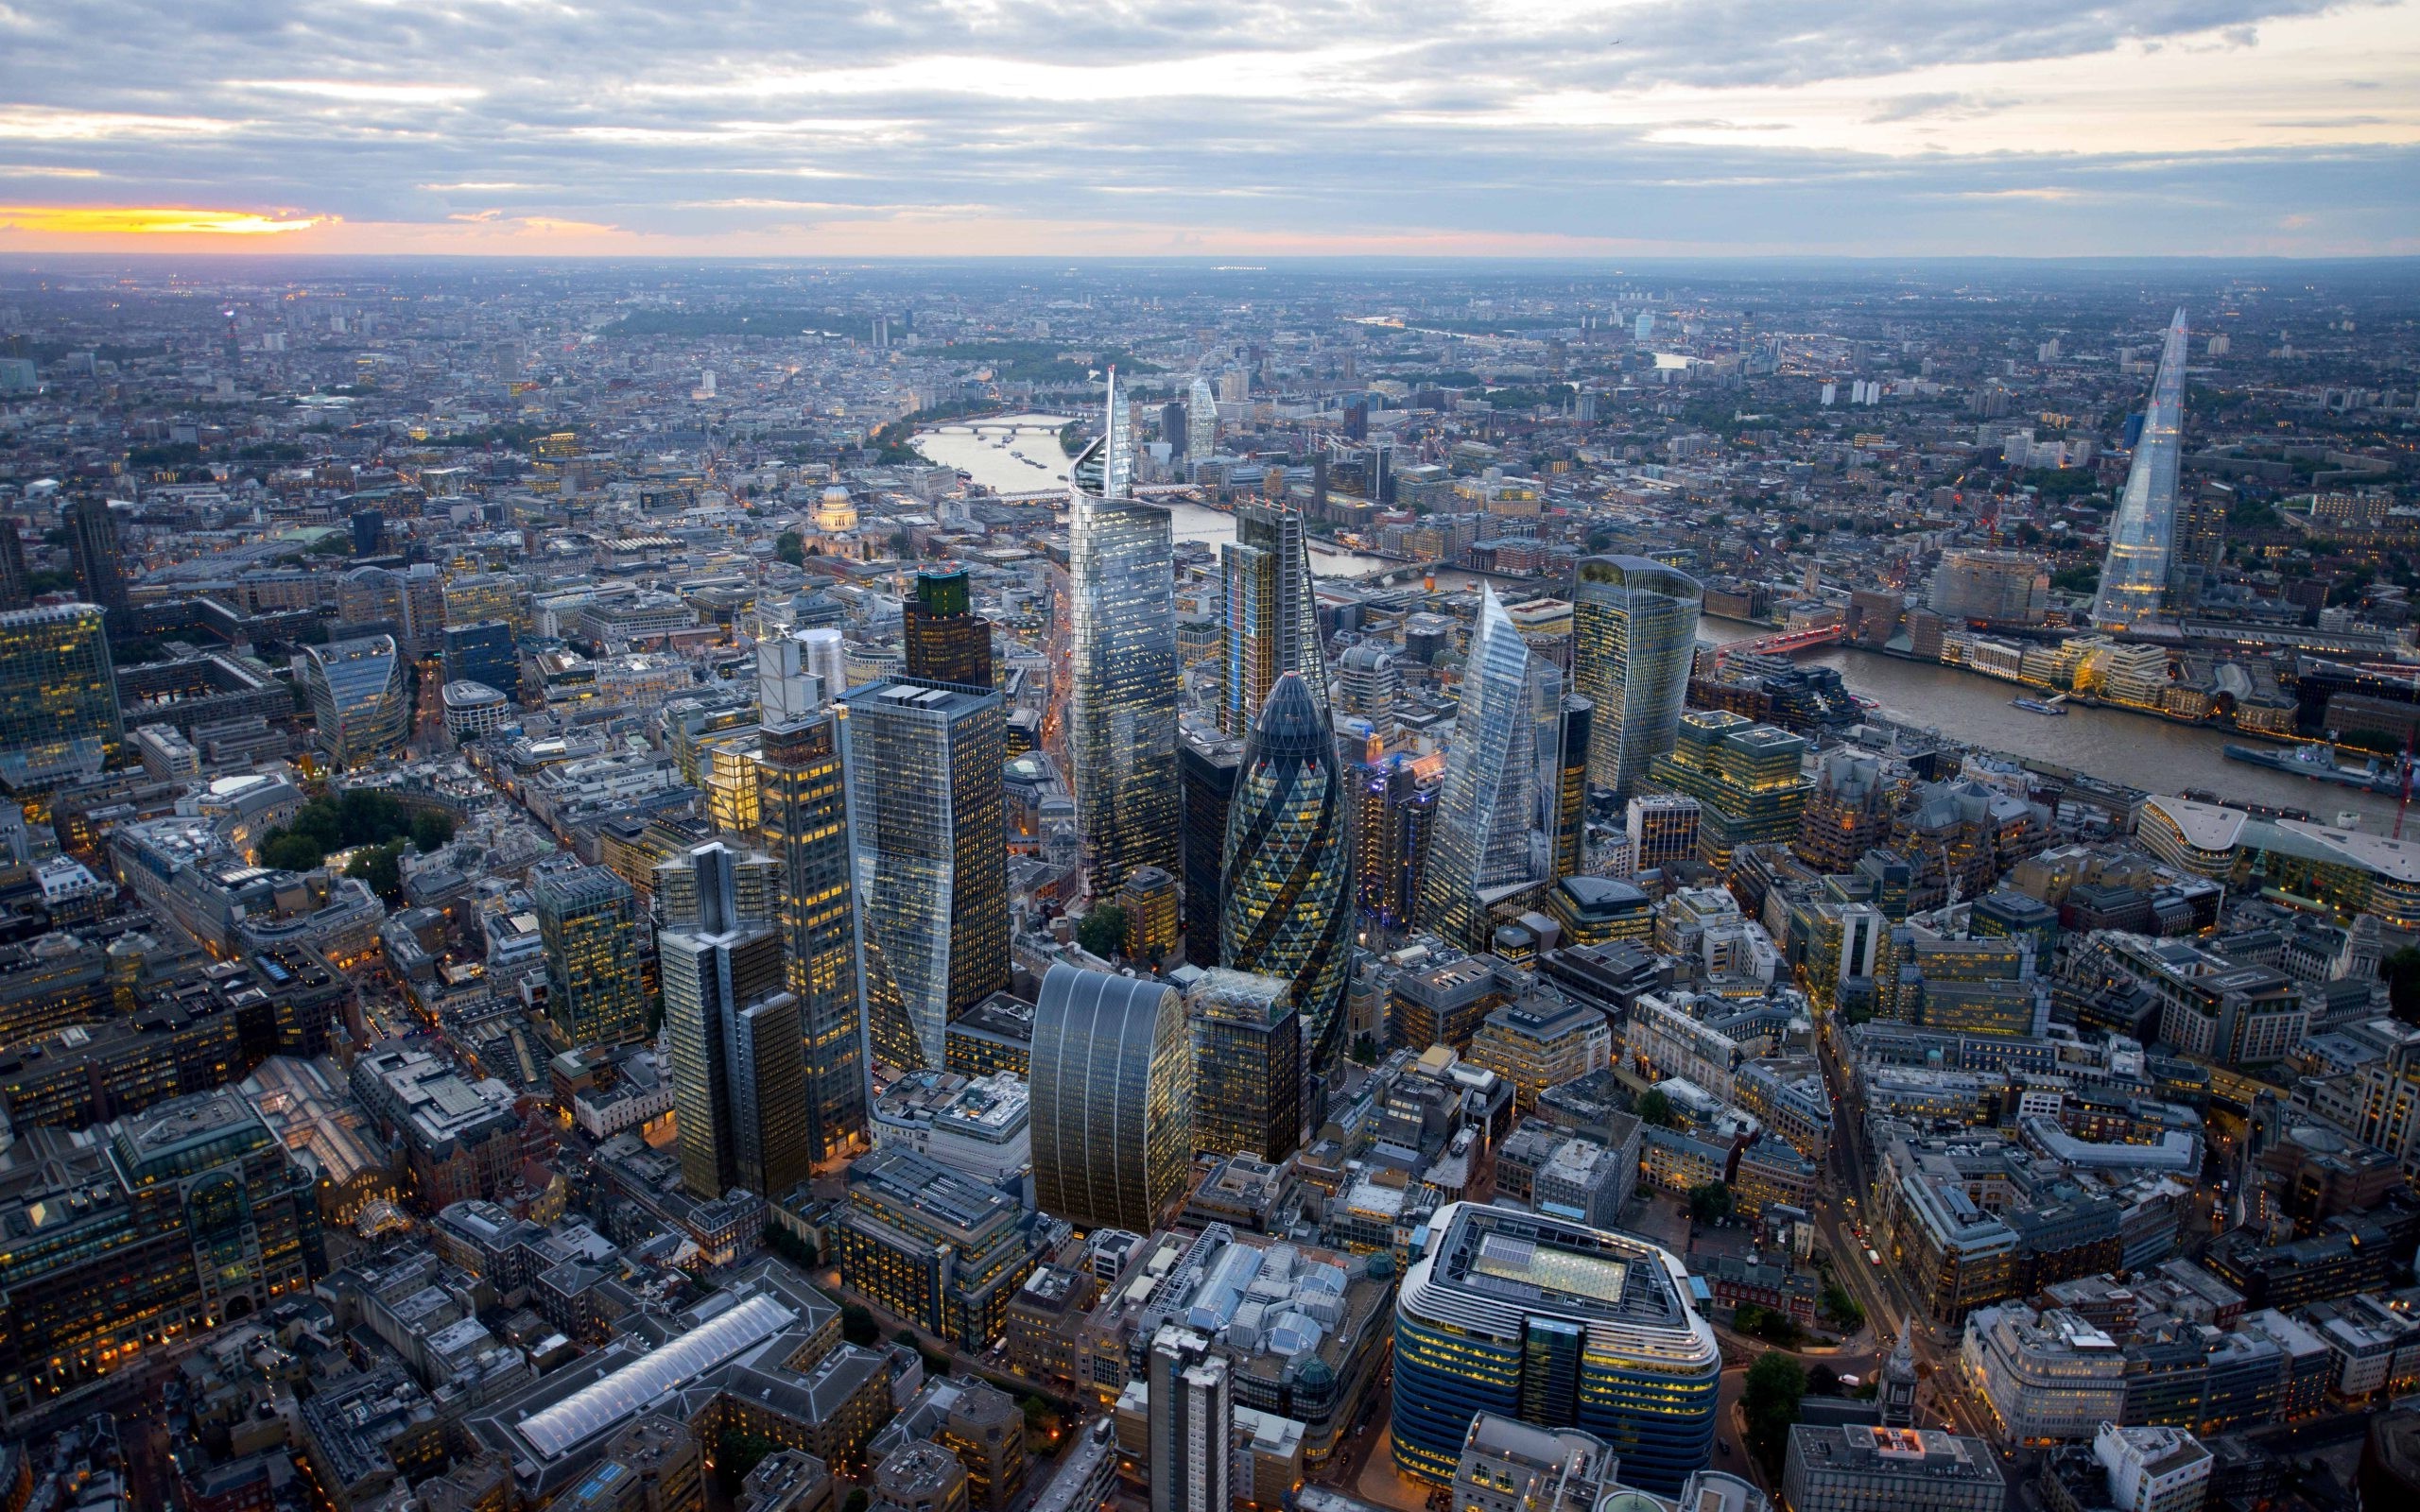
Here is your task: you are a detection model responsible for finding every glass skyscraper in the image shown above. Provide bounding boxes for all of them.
[1572,555,1702,799]
[840,677,1009,1072]
[2093,307,2188,630]
[1068,371,1180,897]
[1184,967,1302,1163]
[1219,672,1351,1074]
[1028,963,1192,1233]
[755,711,866,1164]
[441,620,519,699]
[302,633,407,769]
[904,567,993,688]
[64,496,127,620]
[656,841,810,1200]
[1178,724,1243,969]
[0,601,119,788]
[1392,1202,1720,1493]
[1219,501,1326,737]
[531,862,648,1046]
[1419,589,1541,949]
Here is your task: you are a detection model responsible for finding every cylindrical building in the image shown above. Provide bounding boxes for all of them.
[1392,1202,1720,1494]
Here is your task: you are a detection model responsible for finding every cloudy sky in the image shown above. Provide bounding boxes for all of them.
[1,0,2415,256]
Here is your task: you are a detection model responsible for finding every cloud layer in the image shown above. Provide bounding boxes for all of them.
[0,0,2414,254]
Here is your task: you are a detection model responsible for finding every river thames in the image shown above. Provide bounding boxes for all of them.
[1697,615,2403,831]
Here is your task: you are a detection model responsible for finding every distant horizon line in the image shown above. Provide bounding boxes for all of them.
[4,250,2419,268]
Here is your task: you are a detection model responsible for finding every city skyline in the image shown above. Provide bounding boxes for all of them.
[0,7,2414,258]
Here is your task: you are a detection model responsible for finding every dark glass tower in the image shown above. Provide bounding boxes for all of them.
[1178,725,1243,968]
[755,711,866,1163]
[840,677,1009,1071]
[903,567,993,688]
[656,841,809,1200]
[64,497,127,621]
[1219,672,1352,1076]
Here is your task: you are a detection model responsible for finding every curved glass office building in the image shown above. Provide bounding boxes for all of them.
[1220,672,1351,1073]
[1028,963,1193,1233]
[1393,1202,1720,1494]
[1573,556,1701,800]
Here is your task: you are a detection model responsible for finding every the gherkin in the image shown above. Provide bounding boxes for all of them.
[1220,671,1352,1074]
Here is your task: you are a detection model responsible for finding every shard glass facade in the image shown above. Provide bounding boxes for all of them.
[2092,307,2189,630]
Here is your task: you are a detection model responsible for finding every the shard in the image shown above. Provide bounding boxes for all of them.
[2091,307,2188,631]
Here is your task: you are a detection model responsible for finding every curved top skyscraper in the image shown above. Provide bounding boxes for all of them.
[1220,672,1351,1073]
[1572,556,1702,800]
[1068,370,1180,897]
[1419,588,1541,948]
[1028,963,1193,1233]
[2092,307,2188,631]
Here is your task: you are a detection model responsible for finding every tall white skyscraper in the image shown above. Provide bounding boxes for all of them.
[2093,307,2190,631]
[1068,369,1180,896]
[1187,374,1217,458]
[1418,588,1541,948]
[756,633,823,724]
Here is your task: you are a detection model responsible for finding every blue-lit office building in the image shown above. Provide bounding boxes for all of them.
[443,620,520,701]
[1392,1202,1720,1494]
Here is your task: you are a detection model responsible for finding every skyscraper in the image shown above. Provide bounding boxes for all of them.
[1392,1202,1720,1493]
[1147,1325,1232,1512]
[904,568,993,688]
[1549,696,1592,880]
[2093,308,2189,631]
[756,630,823,726]
[1353,753,1436,931]
[1186,375,1218,459]
[1185,968,1302,1163]
[657,841,809,1200]
[532,863,648,1046]
[302,634,407,769]
[1219,501,1326,737]
[1572,556,1701,799]
[756,711,865,1165]
[0,525,30,611]
[1178,724,1243,969]
[0,601,118,786]
[840,677,1009,1072]
[1028,963,1192,1233]
[1419,590,1541,949]
[1220,672,1351,1074]
[63,497,127,620]
[1067,371,1180,896]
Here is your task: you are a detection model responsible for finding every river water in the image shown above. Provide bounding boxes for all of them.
[916,413,1395,577]
[921,418,2389,827]
[1695,614,2403,830]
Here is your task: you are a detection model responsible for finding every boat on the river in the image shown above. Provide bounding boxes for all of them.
[2012,696,2068,716]
[2223,742,2411,795]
